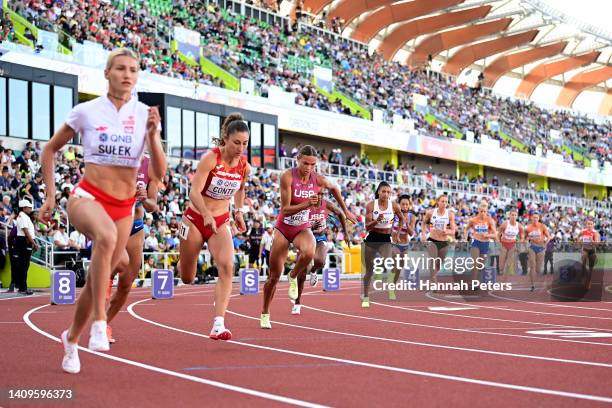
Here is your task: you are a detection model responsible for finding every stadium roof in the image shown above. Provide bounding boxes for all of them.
[294,0,612,115]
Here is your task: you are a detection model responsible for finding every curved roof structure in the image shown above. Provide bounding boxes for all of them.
[297,0,612,113]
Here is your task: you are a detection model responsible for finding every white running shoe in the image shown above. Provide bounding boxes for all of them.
[260,313,272,329]
[309,271,318,287]
[361,297,370,308]
[288,274,298,300]
[61,330,80,374]
[291,304,302,315]
[88,320,110,352]
[209,325,232,341]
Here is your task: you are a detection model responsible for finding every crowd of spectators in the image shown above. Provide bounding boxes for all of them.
[8,1,610,166]
[1,140,609,283]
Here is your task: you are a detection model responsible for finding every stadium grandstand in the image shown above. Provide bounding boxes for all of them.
[0,0,611,406]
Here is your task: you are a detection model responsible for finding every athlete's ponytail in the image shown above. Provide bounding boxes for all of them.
[298,144,318,158]
[215,112,250,146]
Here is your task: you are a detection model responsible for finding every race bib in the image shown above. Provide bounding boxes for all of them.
[206,176,241,200]
[284,209,310,226]
[178,223,190,240]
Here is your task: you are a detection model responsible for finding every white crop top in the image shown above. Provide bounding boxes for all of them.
[373,199,394,229]
[65,95,153,168]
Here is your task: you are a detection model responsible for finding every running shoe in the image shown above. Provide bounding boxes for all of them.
[61,330,80,374]
[260,313,272,329]
[310,271,318,287]
[209,326,232,340]
[291,304,302,315]
[88,320,110,352]
[288,274,298,300]
[361,297,370,308]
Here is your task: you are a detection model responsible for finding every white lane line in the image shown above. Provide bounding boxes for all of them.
[126,296,612,403]
[0,294,43,301]
[22,304,327,408]
[488,291,612,312]
[425,292,612,321]
[364,302,612,347]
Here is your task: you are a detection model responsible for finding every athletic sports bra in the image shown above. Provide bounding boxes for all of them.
[474,221,489,235]
[202,147,247,200]
[431,208,450,231]
[579,229,597,243]
[502,222,519,242]
[373,199,394,229]
[66,95,150,168]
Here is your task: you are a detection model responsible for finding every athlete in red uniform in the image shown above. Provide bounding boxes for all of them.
[177,113,250,340]
[578,219,600,289]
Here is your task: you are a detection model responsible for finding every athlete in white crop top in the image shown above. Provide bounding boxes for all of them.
[362,182,405,308]
[40,49,166,375]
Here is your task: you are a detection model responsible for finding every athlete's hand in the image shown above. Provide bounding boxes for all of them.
[135,185,147,202]
[308,195,320,207]
[203,214,217,234]
[39,197,56,223]
[235,212,246,233]
[376,214,385,222]
[345,212,357,224]
[147,106,161,135]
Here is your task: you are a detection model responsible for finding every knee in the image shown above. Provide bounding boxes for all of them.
[301,247,315,262]
[216,259,234,277]
[95,226,118,252]
[266,273,280,286]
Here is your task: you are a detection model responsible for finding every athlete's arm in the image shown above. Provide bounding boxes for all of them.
[446,210,456,239]
[141,179,160,213]
[280,170,315,216]
[145,106,167,181]
[40,124,76,222]
[189,151,216,223]
[233,163,250,233]
[488,218,498,241]
[325,200,349,243]
[421,210,432,240]
[408,213,416,237]
[392,202,406,227]
[365,201,383,231]
[498,222,506,241]
[317,174,357,224]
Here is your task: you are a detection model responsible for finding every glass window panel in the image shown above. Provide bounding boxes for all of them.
[32,82,51,140]
[208,115,220,147]
[182,109,195,160]
[195,112,209,159]
[263,124,276,168]
[53,86,73,133]
[166,106,182,158]
[250,121,261,167]
[0,78,6,136]
[8,79,28,138]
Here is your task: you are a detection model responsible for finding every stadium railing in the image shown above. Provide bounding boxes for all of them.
[277,157,611,211]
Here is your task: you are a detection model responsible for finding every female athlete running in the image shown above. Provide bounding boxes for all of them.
[389,194,416,300]
[291,197,349,315]
[465,200,497,281]
[525,213,550,291]
[578,219,600,289]
[421,195,456,284]
[498,209,524,276]
[40,49,166,373]
[106,155,160,343]
[260,145,355,328]
[177,113,250,340]
[361,182,404,308]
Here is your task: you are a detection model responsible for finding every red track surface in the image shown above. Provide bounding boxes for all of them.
[2,282,612,407]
